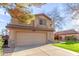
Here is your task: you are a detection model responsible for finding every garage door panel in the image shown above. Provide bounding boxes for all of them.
[16,32,46,47]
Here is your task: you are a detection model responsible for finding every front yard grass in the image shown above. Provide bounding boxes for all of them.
[52,41,79,53]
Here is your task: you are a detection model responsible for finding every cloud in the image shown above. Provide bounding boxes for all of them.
[72,20,79,25]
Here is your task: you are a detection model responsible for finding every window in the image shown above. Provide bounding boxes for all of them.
[39,19,46,25]
[39,20,43,25]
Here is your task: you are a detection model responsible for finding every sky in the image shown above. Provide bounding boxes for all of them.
[0,3,79,34]
[0,7,11,34]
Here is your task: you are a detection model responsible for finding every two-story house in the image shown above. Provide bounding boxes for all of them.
[6,13,54,48]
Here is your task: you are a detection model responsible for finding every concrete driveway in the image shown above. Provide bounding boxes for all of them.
[8,44,78,56]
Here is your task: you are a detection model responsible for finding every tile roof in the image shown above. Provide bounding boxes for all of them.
[55,29,79,35]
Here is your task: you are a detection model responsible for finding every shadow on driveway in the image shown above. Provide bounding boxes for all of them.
[14,44,47,52]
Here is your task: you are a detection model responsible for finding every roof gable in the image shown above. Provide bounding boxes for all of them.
[35,13,52,21]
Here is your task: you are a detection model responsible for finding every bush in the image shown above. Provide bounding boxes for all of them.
[65,35,77,41]
[0,36,4,47]
[0,37,4,56]
[54,35,62,43]
[54,35,62,40]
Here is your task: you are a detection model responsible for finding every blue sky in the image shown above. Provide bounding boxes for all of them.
[0,3,78,34]
[0,8,11,34]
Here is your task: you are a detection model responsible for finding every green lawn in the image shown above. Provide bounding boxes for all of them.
[52,41,79,53]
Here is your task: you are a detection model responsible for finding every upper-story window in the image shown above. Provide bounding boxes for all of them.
[39,19,46,25]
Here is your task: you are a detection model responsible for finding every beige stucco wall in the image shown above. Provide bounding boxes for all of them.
[47,32,54,42]
[75,34,79,40]
[59,34,79,41]
[8,29,16,48]
[34,15,52,29]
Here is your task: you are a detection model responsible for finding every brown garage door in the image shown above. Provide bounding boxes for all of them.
[16,32,46,47]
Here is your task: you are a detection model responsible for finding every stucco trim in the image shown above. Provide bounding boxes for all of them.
[6,24,54,32]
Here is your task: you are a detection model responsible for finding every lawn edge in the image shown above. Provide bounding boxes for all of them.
[50,45,79,56]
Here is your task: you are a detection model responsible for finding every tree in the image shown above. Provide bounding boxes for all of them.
[66,4,79,30]
[0,3,45,24]
[47,7,66,30]
[1,29,7,35]
[47,3,79,31]
[66,3,79,19]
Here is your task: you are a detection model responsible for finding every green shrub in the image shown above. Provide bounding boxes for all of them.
[0,37,4,55]
[0,36,4,47]
[65,35,77,41]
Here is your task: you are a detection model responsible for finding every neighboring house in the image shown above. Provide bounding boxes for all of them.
[54,29,79,41]
[6,13,54,48]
